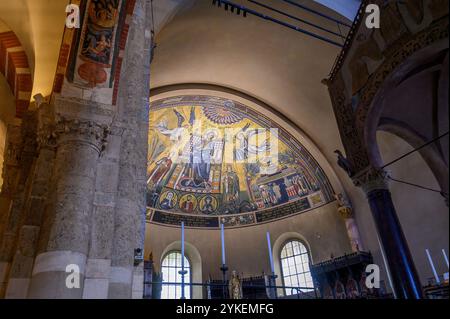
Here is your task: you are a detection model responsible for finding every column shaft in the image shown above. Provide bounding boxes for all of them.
[108,0,151,299]
[27,117,108,299]
[367,188,423,299]
[5,145,55,298]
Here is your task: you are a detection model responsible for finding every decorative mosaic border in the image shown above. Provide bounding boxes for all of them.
[146,197,334,229]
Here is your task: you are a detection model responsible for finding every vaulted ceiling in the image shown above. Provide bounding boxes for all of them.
[150,0,353,177]
[0,0,355,191]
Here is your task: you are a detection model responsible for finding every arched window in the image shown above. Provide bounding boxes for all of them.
[280,240,314,295]
[161,251,191,299]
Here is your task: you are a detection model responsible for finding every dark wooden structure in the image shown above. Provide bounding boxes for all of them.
[310,251,391,299]
[143,260,154,299]
[423,282,449,299]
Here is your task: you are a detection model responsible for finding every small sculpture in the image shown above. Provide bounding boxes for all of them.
[334,193,351,209]
[334,150,355,177]
[229,270,243,299]
[334,193,362,252]
[334,193,353,219]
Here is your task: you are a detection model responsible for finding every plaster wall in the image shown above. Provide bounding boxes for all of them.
[146,201,352,298]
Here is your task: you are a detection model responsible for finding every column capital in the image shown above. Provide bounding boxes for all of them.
[352,166,390,195]
[36,100,57,151]
[54,117,110,154]
[2,125,22,168]
[37,126,57,151]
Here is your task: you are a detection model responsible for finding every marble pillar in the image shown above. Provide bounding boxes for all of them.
[354,167,423,299]
[108,0,151,299]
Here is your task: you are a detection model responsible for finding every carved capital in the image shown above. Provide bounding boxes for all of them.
[37,126,58,151]
[352,166,390,195]
[3,125,22,167]
[54,117,110,154]
[36,100,57,151]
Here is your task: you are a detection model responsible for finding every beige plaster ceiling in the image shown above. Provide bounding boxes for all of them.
[0,1,69,100]
[0,0,353,170]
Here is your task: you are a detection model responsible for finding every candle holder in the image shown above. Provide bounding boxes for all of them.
[178,269,188,299]
[220,264,229,299]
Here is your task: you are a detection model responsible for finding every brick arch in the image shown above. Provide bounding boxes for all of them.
[0,27,32,118]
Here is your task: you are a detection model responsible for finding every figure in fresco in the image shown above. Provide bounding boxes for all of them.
[200,196,217,214]
[222,165,240,207]
[272,183,282,202]
[293,175,308,196]
[234,127,271,162]
[160,191,177,210]
[191,131,219,187]
[156,110,189,141]
[268,184,278,205]
[180,195,196,213]
[179,130,223,190]
[259,156,278,175]
[82,34,111,59]
[146,100,336,216]
[88,0,119,28]
[291,175,301,195]
[259,185,270,206]
[148,157,172,186]
[78,0,120,77]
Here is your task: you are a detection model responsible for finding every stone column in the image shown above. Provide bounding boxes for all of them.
[353,167,423,299]
[82,125,123,299]
[5,103,57,298]
[27,101,109,299]
[0,113,38,298]
[108,0,151,299]
[0,124,22,297]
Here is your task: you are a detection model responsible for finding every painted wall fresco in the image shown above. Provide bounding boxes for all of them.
[147,96,335,223]
[73,0,121,88]
[54,0,136,105]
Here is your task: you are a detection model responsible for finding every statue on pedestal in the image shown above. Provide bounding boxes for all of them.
[229,270,243,299]
[334,193,363,252]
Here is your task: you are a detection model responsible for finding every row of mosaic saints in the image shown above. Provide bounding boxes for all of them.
[147,104,327,215]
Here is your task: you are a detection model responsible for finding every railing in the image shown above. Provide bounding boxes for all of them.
[147,281,319,299]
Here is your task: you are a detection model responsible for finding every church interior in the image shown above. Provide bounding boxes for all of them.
[0,0,448,301]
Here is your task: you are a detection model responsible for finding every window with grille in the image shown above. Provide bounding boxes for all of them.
[161,251,191,299]
[280,240,314,295]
